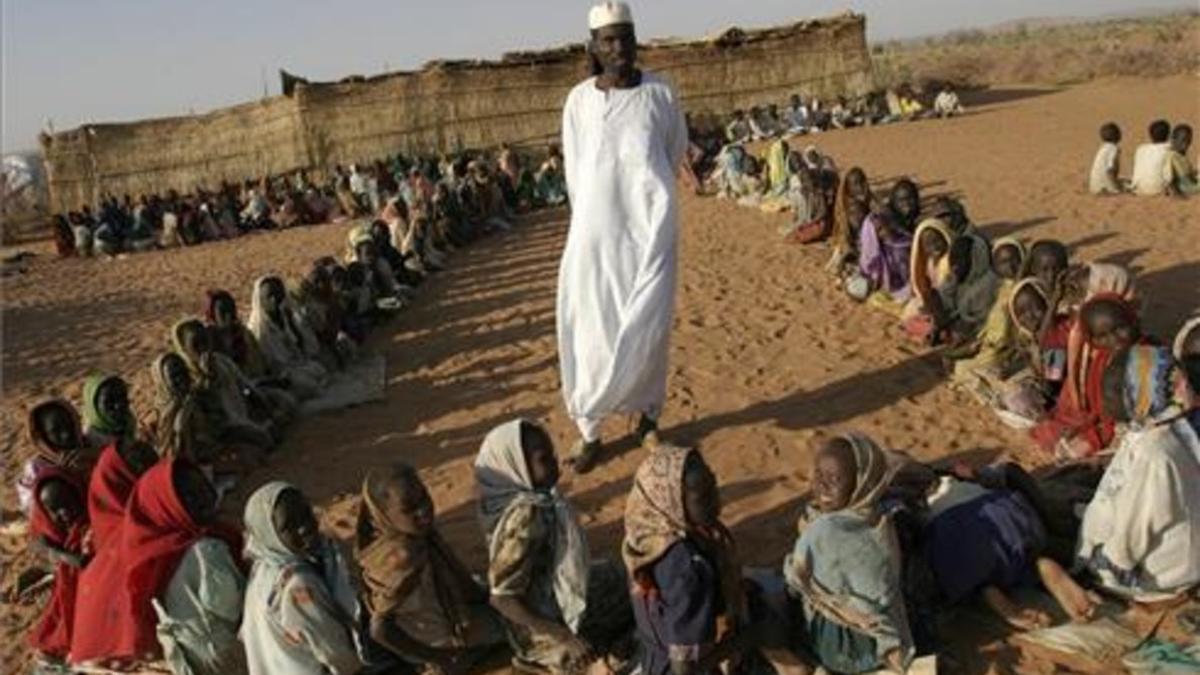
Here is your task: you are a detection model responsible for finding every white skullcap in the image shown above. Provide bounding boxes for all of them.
[588,1,633,31]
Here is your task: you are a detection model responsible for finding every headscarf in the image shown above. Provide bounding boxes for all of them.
[246,276,322,368]
[832,167,871,250]
[1086,263,1135,301]
[837,432,900,520]
[765,139,789,196]
[81,374,135,442]
[909,218,955,305]
[787,433,904,637]
[623,444,745,623]
[952,233,1001,326]
[474,419,589,631]
[1007,277,1050,341]
[1121,346,1195,427]
[28,399,85,466]
[991,237,1027,276]
[1172,313,1200,362]
[355,470,470,641]
[28,467,87,658]
[70,460,241,664]
[149,353,212,463]
[242,482,359,635]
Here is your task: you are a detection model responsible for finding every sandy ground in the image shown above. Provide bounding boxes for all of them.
[2,76,1198,673]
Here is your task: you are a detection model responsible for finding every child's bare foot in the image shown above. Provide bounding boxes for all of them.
[1038,558,1100,622]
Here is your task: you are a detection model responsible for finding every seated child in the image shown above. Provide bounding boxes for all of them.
[18,399,90,517]
[1165,124,1200,196]
[784,433,913,674]
[356,463,506,672]
[1024,239,1070,296]
[242,482,363,675]
[625,444,805,675]
[81,374,138,450]
[71,461,245,673]
[87,436,158,549]
[173,319,281,449]
[1032,294,1143,459]
[1130,119,1172,196]
[247,275,330,400]
[1054,346,1200,615]
[476,419,632,674]
[1088,122,1123,194]
[27,470,90,667]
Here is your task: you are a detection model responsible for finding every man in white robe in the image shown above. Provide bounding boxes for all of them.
[556,1,688,472]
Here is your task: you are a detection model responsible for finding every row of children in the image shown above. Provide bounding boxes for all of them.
[1088,119,1199,196]
[22,376,1200,675]
[49,145,568,263]
[17,187,530,672]
[673,129,1200,667]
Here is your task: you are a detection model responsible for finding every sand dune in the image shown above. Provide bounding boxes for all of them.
[2,76,1198,672]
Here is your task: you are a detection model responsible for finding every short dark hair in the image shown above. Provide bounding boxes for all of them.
[1172,123,1193,143]
[1148,119,1171,143]
[1100,122,1121,143]
[1028,239,1069,269]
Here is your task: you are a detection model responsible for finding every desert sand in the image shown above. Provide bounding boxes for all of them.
[2,76,1198,673]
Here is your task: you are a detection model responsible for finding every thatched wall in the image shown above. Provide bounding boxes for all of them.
[41,13,871,213]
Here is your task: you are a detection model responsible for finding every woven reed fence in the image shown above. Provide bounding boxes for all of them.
[41,13,871,215]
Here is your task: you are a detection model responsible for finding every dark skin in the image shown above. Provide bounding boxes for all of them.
[178,320,212,358]
[161,353,193,398]
[888,182,920,232]
[261,277,288,323]
[273,488,322,560]
[1082,300,1139,351]
[212,294,238,328]
[369,471,488,674]
[355,241,378,267]
[993,244,1023,280]
[35,478,90,568]
[1011,286,1049,338]
[591,23,640,90]
[672,454,740,675]
[1101,348,1132,423]
[35,404,82,455]
[490,423,591,664]
[174,462,218,526]
[1027,243,1068,291]
[118,438,160,477]
[1180,326,1200,392]
[96,378,131,431]
[809,440,903,672]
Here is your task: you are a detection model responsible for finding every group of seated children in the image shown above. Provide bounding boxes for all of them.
[16,183,530,672]
[1088,118,1197,196]
[23,387,1199,675]
[49,144,569,261]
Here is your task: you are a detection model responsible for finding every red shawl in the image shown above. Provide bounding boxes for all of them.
[87,442,138,550]
[28,467,88,658]
[1032,294,1143,456]
[70,460,241,666]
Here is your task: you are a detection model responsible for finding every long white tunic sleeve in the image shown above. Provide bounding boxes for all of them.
[556,73,688,435]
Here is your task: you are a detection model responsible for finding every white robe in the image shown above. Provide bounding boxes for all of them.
[556,73,687,440]
[1076,418,1200,601]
